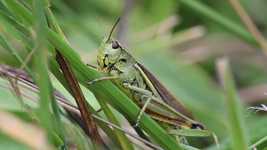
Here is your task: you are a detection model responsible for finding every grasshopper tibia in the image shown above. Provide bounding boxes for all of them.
[134,96,152,127]
[123,83,156,127]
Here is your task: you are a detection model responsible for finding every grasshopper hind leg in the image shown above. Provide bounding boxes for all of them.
[122,83,154,127]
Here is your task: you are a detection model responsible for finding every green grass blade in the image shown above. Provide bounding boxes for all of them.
[178,0,257,46]
[3,0,33,26]
[96,96,134,150]
[217,59,248,150]
[0,34,31,73]
[249,135,267,149]
[0,1,28,34]
[169,129,212,137]
[181,144,200,150]
[31,0,65,145]
[45,5,106,148]
[32,0,53,135]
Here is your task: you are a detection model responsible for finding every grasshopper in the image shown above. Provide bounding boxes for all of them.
[90,19,204,130]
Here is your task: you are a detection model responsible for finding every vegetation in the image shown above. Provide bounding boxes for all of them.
[0,0,267,149]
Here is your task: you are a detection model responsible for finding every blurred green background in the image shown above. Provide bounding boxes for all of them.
[1,0,267,149]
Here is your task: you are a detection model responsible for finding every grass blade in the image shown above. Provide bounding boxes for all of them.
[3,0,33,26]
[31,0,65,145]
[217,58,248,150]
[178,0,257,45]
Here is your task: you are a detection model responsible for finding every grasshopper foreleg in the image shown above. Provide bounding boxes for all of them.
[87,76,119,85]
[86,64,97,69]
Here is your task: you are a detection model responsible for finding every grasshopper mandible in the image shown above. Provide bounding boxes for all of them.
[90,19,204,130]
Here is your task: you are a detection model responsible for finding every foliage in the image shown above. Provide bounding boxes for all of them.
[0,0,267,149]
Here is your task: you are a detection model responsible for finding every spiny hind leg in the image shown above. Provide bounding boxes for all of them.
[122,83,154,127]
[122,83,163,104]
[122,83,152,96]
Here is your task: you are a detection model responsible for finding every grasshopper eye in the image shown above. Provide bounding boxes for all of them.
[119,58,127,63]
[112,41,120,49]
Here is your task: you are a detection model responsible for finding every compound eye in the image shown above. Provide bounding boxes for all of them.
[119,58,127,62]
[112,41,120,49]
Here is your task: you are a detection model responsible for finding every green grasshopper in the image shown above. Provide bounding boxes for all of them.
[90,19,204,130]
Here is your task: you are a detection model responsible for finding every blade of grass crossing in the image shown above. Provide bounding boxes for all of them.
[96,95,134,150]
[44,5,106,148]
[0,35,28,71]
[3,0,33,26]
[0,1,32,43]
[32,0,65,145]
[217,58,248,150]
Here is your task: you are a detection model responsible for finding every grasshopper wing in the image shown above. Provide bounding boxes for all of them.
[137,63,193,119]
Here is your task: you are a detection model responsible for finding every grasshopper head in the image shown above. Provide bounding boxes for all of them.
[97,18,130,72]
[97,39,123,71]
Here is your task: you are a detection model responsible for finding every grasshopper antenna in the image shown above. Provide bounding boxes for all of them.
[106,17,121,43]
